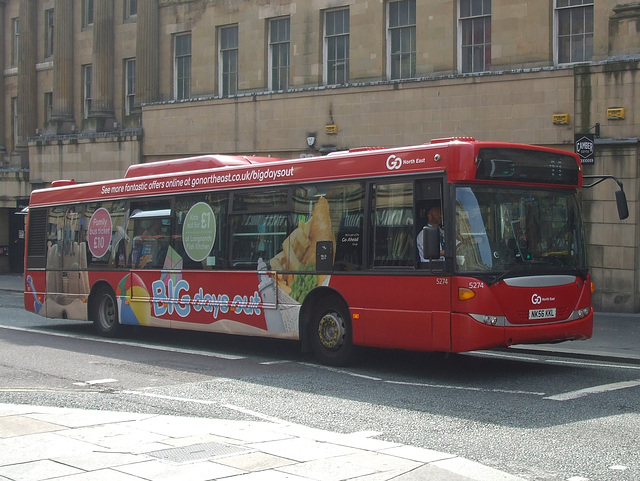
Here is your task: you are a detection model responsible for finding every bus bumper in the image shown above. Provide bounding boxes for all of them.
[451,311,593,353]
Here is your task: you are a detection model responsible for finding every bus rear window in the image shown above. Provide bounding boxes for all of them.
[475,148,579,185]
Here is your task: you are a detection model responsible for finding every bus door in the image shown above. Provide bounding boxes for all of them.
[415,179,451,352]
[344,179,451,352]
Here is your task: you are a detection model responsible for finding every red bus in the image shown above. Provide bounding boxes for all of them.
[23,138,622,365]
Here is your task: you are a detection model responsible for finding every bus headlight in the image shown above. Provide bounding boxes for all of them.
[577,308,589,318]
[484,315,498,325]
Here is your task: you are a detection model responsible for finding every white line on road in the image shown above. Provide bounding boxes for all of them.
[73,378,118,386]
[0,324,246,360]
[544,379,640,401]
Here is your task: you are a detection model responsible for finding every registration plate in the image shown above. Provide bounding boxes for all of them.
[529,308,556,320]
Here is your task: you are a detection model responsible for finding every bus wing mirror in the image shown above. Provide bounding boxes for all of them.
[583,174,629,220]
[616,189,629,220]
[422,225,441,260]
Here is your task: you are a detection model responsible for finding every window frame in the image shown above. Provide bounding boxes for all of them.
[12,18,19,66]
[124,0,138,21]
[174,33,192,101]
[324,8,350,85]
[44,92,53,124]
[268,17,290,91]
[458,0,491,74]
[125,58,136,115]
[387,0,417,80]
[83,0,94,28]
[554,0,594,65]
[82,64,92,119]
[219,25,239,97]
[45,9,54,59]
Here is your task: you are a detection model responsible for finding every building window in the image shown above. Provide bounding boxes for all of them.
[44,92,53,124]
[125,59,136,115]
[45,9,54,58]
[556,0,593,64]
[12,98,18,149]
[125,0,137,20]
[83,65,92,119]
[83,0,94,28]
[174,33,191,101]
[12,18,19,66]
[269,17,290,91]
[220,25,238,97]
[325,8,350,85]
[459,0,491,73]
[388,0,416,80]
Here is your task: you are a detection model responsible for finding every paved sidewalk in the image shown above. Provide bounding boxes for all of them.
[1,273,638,480]
[0,403,524,481]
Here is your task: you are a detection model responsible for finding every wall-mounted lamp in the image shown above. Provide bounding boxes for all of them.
[35,128,42,135]
[552,114,570,125]
[306,132,316,148]
[71,125,78,133]
[607,108,625,120]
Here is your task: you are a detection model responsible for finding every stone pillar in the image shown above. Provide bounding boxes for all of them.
[16,0,36,167]
[87,0,116,132]
[48,0,75,134]
[0,0,6,155]
[135,0,160,113]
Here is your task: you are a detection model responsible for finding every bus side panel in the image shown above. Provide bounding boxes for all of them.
[124,269,278,335]
[331,274,451,351]
[24,270,47,317]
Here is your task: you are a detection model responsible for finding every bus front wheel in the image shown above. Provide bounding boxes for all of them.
[309,298,353,366]
[92,286,121,337]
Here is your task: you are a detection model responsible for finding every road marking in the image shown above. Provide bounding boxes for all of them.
[73,378,118,386]
[544,379,640,401]
[123,390,291,425]
[299,362,382,381]
[386,380,546,396]
[0,324,245,360]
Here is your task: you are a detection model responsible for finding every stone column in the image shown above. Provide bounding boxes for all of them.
[135,0,160,112]
[48,0,75,134]
[16,0,36,167]
[87,0,116,132]
[0,0,6,154]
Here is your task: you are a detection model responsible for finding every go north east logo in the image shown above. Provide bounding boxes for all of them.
[386,154,426,171]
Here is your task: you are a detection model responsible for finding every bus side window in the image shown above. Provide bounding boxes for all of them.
[371,182,414,267]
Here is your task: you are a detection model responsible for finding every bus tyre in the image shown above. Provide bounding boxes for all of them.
[92,286,121,337]
[309,299,353,366]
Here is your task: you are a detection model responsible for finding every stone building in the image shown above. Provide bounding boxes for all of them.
[1,0,638,311]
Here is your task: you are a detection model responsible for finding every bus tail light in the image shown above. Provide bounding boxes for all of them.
[458,287,476,301]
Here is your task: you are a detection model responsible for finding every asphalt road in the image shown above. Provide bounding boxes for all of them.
[1,289,639,481]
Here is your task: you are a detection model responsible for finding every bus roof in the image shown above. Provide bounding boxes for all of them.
[28,138,582,207]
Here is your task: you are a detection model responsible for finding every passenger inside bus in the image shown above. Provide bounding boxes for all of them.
[417,205,445,262]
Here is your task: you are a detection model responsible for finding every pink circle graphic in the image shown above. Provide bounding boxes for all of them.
[88,207,112,258]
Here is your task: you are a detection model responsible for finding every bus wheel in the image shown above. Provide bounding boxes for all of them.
[309,299,353,366]
[92,286,120,337]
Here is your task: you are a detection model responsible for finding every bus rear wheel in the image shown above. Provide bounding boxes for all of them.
[92,286,121,337]
[309,298,353,366]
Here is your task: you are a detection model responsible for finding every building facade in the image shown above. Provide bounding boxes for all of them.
[1,0,639,311]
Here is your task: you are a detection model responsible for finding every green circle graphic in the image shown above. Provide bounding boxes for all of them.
[182,202,216,262]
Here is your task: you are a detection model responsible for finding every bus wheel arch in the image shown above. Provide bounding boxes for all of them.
[300,287,353,366]
[89,282,121,337]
